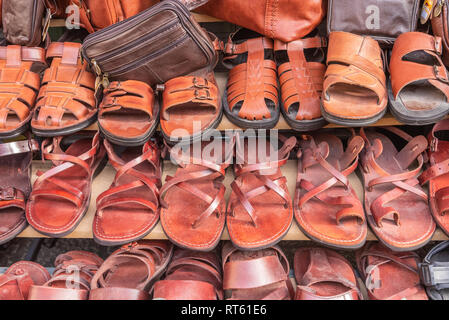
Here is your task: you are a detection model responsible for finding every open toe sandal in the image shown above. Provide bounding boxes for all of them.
[26,132,107,237]
[31,42,97,137]
[227,136,296,250]
[420,241,449,300]
[160,138,234,251]
[357,242,428,300]
[222,29,280,129]
[0,46,46,139]
[222,242,293,300]
[99,80,159,146]
[93,139,162,246]
[0,139,39,245]
[90,240,173,300]
[389,32,449,125]
[360,127,436,251]
[274,36,327,131]
[294,247,362,300]
[0,261,50,300]
[161,72,222,144]
[295,133,367,250]
[322,31,387,126]
[28,250,103,300]
[153,248,223,300]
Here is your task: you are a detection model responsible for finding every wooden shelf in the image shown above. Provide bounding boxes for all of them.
[18,160,449,241]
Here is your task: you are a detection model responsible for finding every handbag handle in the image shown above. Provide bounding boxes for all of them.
[178,0,210,11]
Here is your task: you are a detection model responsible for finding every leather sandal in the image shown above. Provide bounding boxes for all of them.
[419,241,449,300]
[360,127,436,251]
[98,80,159,146]
[90,240,173,300]
[274,37,327,131]
[389,32,449,125]
[0,261,50,300]
[161,72,222,144]
[294,247,362,300]
[420,120,449,236]
[294,133,367,250]
[222,29,280,129]
[0,45,47,139]
[322,31,387,126]
[31,42,97,137]
[356,242,428,300]
[160,138,234,251]
[0,139,40,245]
[26,132,107,237]
[222,242,294,300]
[153,248,223,300]
[227,136,296,250]
[28,250,103,300]
[93,139,162,246]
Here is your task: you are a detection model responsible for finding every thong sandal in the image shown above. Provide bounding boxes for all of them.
[294,247,362,300]
[153,248,223,300]
[360,127,436,251]
[389,32,449,125]
[26,132,107,237]
[227,136,296,250]
[89,240,173,300]
[93,139,162,246]
[0,46,47,139]
[0,261,50,300]
[28,250,103,300]
[222,242,294,300]
[419,241,449,300]
[222,29,280,129]
[0,139,39,245]
[357,242,428,300]
[294,133,367,250]
[98,80,159,146]
[322,31,387,127]
[31,42,97,137]
[274,37,327,131]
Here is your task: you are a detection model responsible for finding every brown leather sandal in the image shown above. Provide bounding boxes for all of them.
[28,250,103,300]
[31,42,97,137]
[222,242,294,300]
[322,31,387,126]
[360,127,436,251]
[0,46,47,139]
[227,136,296,250]
[0,261,50,300]
[0,139,40,245]
[93,139,162,246]
[90,240,173,300]
[153,248,223,300]
[160,138,234,251]
[294,247,362,300]
[356,242,428,300]
[274,37,327,131]
[26,132,107,237]
[223,29,280,129]
[98,80,159,146]
[294,133,367,250]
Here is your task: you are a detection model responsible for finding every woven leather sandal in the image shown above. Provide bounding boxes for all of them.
[31,42,97,137]
[153,248,223,300]
[28,250,103,300]
[93,139,162,246]
[419,241,449,300]
[0,45,46,138]
[26,132,107,237]
[90,240,173,300]
[274,37,327,131]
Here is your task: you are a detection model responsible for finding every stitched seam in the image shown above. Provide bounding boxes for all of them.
[93,212,159,240]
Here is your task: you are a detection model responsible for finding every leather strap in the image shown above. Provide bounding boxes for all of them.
[295,286,359,300]
[420,241,449,290]
[153,280,218,300]
[89,287,150,300]
[0,139,39,157]
[28,285,89,300]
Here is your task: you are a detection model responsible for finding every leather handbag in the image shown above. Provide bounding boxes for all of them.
[2,0,47,46]
[432,0,449,66]
[81,0,218,86]
[196,0,326,42]
[327,0,420,46]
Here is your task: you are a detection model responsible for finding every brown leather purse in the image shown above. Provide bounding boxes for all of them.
[431,0,449,66]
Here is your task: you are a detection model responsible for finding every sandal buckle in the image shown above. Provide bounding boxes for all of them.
[0,187,15,201]
[419,263,434,286]
[194,89,212,100]
[430,137,438,152]
[433,65,449,83]
[192,77,209,88]
[435,36,443,55]
[122,241,138,251]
